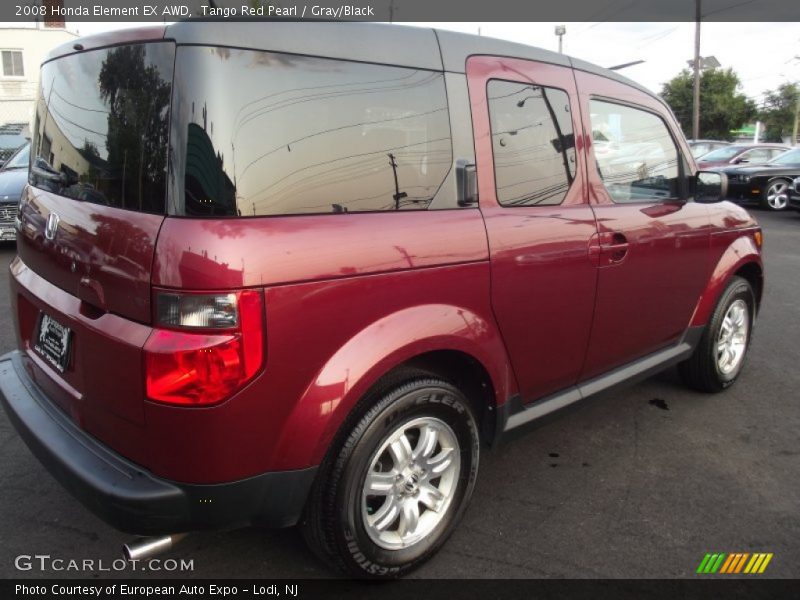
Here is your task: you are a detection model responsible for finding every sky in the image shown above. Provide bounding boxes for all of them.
[50,21,800,107]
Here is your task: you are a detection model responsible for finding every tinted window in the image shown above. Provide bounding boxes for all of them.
[3,141,29,170]
[590,100,681,203]
[169,47,452,217]
[488,80,575,206]
[770,148,800,165]
[739,148,771,164]
[699,146,742,161]
[29,43,174,214]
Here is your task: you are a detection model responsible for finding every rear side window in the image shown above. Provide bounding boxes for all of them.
[169,47,453,217]
[29,43,174,214]
[487,80,575,207]
[590,100,681,203]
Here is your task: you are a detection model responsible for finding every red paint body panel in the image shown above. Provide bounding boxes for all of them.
[17,186,163,323]
[141,262,510,482]
[466,56,598,402]
[690,202,762,327]
[8,47,765,491]
[572,70,714,378]
[153,210,489,289]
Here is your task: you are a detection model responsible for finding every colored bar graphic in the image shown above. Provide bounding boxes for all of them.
[719,554,736,573]
[758,554,773,573]
[734,553,749,573]
[710,553,726,573]
[697,554,712,574]
[699,552,774,575]
[745,554,761,573]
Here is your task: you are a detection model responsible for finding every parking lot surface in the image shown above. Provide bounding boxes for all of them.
[0,208,797,579]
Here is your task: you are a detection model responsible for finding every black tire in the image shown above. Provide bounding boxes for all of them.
[759,178,791,211]
[679,276,755,393]
[300,370,480,578]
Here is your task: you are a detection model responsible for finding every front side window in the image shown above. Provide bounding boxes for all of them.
[487,80,575,206]
[1,50,24,77]
[590,100,681,203]
[170,47,452,217]
[739,148,771,164]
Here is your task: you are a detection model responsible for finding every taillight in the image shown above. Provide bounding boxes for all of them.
[144,290,264,406]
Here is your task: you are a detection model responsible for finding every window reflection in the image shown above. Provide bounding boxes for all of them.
[29,43,174,214]
[590,100,681,203]
[171,47,452,216]
[488,80,575,207]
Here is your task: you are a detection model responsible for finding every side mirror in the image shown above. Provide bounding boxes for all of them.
[694,170,728,203]
[733,157,748,164]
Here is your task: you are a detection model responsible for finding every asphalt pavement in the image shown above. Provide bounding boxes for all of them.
[0,208,798,579]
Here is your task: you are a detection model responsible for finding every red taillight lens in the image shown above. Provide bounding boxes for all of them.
[144,290,264,406]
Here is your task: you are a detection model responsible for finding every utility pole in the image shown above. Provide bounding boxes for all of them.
[555,25,566,54]
[388,153,407,210]
[692,0,702,140]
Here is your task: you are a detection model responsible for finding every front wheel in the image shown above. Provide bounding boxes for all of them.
[301,373,480,578]
[760,178,791,211]
[679,276,755,393]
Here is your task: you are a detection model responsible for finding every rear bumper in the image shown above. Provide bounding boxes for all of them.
[0,350,317,535]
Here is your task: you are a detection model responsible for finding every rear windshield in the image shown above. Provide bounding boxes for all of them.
[29,42,174,214]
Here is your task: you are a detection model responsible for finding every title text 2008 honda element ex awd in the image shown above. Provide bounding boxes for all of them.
[0,22,763,577]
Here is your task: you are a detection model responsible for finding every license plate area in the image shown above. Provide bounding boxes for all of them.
[34,312,73,373]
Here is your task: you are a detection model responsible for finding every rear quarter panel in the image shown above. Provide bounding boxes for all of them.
[148,211,515,481]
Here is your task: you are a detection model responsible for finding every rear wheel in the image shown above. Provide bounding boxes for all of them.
[300,372,480,578]
[679,276,755,393]
[760,178,791,211]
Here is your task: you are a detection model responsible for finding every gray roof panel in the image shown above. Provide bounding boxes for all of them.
[164,21,443,71]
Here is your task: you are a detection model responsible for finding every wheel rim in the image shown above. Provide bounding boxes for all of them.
[716,299,749,375]
[361,416,460,550]
[766,181,789,209]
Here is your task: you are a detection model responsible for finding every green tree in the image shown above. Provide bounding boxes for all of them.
[97,45,171,212]
[660,68,756,140]
[758,82,799,143]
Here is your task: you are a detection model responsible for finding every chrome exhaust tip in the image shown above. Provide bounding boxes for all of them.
[123,533,187,561]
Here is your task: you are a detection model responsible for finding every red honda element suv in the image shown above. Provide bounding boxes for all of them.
[0,22,763,578]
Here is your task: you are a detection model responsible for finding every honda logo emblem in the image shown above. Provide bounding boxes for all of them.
[45,213,60,241]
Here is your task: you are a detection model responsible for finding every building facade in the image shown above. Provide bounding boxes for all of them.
[0,24,78,128]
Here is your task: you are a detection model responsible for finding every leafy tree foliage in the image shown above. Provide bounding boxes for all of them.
[660,68,756,140]
[758,82,799,143]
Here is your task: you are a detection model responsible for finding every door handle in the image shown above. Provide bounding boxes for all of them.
[601,233,629,263]
[588,232,629,266]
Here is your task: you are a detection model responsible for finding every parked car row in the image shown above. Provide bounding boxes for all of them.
[689,142,800,212]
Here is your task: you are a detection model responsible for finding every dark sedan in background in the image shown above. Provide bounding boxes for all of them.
[0,123,28,168]
[687,139,730,158]
[790,176,800,212]
[697,143,790,169]
[0,141,29,241]
[719,147,800,211]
